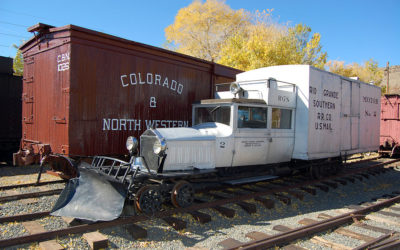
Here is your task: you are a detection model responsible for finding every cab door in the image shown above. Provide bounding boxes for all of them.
[232,105,270,166]
[267,107,295,163]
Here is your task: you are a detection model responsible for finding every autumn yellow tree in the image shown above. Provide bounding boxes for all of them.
[166,1,327,71]
[326,59,383,85]
[218,14,327,71]
[165,0,249,62]
[12,44,24,76]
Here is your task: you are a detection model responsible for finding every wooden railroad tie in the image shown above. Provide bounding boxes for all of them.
[212,205,235,218]
[268,183,305,200]
[162,217,187,231]
[298,217,378,242]
[21,221,64,250]
[82,231,109,250]
[218,238,243,249]
[188,211,212,224]
[237,186,276,209]
[273,224,292,232]
[19,198,38,205]
[389,206,400,212]
[274,193,291,205]
[125,224,147,239]
[210,192,256,214]
[310,236,352,250]
[195,198,236,218]
[219,189,257,214]
[299,187,316,195]
[366,214,400,227]
[254,196,275,209]
[377,210,400,218]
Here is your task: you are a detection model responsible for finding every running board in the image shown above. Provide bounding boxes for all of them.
[223,175,279,185]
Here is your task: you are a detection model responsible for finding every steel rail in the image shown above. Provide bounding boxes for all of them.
[0,158,399,248]
[0,189,63,202]
[0,179,66,191]
[228,194,400,250]
[353,233,396,250]
[0,211,50,224]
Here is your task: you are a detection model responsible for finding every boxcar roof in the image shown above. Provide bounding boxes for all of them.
[195,98,267,105]
[20,23,241,79]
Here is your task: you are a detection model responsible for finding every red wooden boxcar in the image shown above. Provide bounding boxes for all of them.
[14,23,240,166]
[380,94,400,156]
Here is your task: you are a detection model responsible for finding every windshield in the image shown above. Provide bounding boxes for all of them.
[194,106,231,126]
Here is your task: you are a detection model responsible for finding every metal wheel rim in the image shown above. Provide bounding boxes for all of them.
[171,181,194,208]
[136,186,162,214]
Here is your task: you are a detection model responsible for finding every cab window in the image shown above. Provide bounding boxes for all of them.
[272,108,292,129]
[238,106,268,128]
[194,106,231,126]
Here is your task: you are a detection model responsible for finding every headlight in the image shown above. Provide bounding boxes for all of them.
[153,138,166,156]
[126,136,138,152]
[230,82,242,96]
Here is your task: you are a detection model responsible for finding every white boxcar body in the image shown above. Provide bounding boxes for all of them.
[140,65,381,173]
[230,65,381,160]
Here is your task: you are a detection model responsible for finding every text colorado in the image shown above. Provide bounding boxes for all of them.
[120,72,184,95]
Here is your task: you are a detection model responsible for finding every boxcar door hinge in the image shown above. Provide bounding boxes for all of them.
[23,77,34,83]
[26,57,35,65]
[53,116,67,124]
[22,94,34,103]
[23,115,34,124]
[62,88,70,94]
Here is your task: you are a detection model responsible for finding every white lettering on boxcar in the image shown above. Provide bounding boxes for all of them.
[150,97,156,108]
[312,87,338,132]
[57,53,70,72]
[102,118,188,131]
[120,72,184,95]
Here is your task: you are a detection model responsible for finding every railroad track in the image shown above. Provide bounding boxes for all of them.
[0,158,399,248]
[218,194,400,249]
[0,156,386,205]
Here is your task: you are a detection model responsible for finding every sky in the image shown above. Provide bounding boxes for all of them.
[0,0,399,68]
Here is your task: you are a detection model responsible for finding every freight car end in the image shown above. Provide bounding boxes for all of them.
[379,94,400,157]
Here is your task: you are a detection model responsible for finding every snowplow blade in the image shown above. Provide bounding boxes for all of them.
[51,163,127,222]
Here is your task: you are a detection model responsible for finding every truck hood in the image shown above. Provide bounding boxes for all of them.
[156,122,232,141]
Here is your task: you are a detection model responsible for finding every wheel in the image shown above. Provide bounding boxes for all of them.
[135,186,162,214]
[390,145,400,158]
[171,181,194,208]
